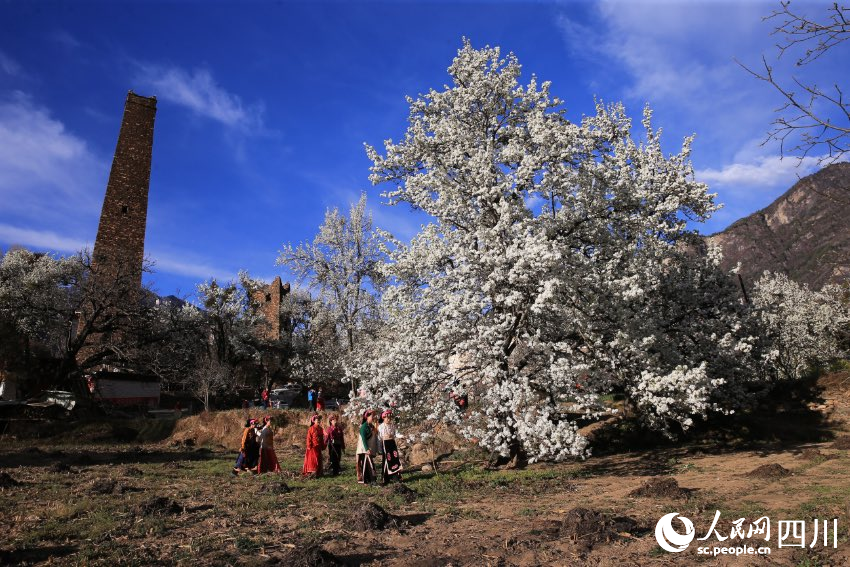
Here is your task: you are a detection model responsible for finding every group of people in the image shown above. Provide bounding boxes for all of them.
[355,409,403,485]
[302,413,345,476]
[306,387,326,411]
[232,415,281,475]
[232,409,403,485]
[302,409,403,485]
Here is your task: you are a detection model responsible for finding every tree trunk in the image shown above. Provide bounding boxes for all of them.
[486,440,526,469]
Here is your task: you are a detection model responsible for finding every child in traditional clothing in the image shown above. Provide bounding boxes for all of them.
[257,415,281,473]
[378,410,403,484]
[356,410,378,484]
[325,414,346,476]
[302,414,326,477]
[232,418,255,475]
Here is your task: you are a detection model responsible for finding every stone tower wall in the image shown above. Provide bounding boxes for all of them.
[253,276,290,341]
[91,91,157,286]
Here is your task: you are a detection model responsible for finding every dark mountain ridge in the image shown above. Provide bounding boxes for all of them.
[705,162,850,290]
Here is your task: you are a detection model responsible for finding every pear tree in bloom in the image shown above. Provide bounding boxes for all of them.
[195,272,264,372]
[277,193,386,392]
[753,272,849,380]
[353,41,761,461]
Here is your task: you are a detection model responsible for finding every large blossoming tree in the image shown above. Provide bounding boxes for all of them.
[753,272,849,381]
[352,41,761,462]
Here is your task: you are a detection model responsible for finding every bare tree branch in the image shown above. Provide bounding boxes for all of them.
[740,2,850,164]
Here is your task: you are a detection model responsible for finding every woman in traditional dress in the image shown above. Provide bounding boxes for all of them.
[245,418,260,472]
[378,410,403,484]
[325,414,346,476]
[356,410,377,484]
[302,414,326,477]
[257,415,281,473]
[232,418,254,475]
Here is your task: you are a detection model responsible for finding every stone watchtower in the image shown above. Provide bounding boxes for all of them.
[91,91,157,288]
[253,276,291,341]
[76,92,156,369]
[252,276,291,387]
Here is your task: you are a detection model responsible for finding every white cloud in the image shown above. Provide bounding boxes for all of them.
[147,251,236,282]
[136,64,264,131]
[556,2,783,154]
[0,50,21,76]
[0,93,106,219]
[50,31,82,50]
[696,155,824,189]
[0,223,237,282]
[0,223,89,253]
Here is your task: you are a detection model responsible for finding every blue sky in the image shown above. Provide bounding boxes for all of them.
[1,1,847,297]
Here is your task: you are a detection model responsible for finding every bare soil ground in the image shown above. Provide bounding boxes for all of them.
[3,375,850,566]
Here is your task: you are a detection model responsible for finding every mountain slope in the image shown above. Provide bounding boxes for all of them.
[706,162,850,289]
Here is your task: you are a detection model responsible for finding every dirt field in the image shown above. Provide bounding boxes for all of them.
[3,377,850,566]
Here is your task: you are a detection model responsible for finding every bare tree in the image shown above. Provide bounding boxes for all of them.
[0,248,181,397]
[187,356,231,412]
[741,1,850,163]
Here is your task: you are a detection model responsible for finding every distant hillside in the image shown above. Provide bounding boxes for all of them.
[706,162,850,290]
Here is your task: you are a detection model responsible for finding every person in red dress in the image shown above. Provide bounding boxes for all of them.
[302,414,326,477]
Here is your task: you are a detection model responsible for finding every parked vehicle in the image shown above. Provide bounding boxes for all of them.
[270,384,300,408]
[323,398,347,411]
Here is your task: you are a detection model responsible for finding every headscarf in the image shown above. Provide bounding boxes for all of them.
[381,409,392,419]
[310,414,321,424]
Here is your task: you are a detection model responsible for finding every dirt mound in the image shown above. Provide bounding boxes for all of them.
[559,507,640,551]
[89,478,118,495]
[832,436,850,449]
[349,502,396,530]
[87,478,138,495]
[387,483,417,503]
[798,448,837,461]
[135,496,183,516]
[259,481,291,494]
[277,544,341,567]
[0,471,20,488]
[49,463,76,474]
[629,476,691,499]
[746,464,792,479]
[123,466,144,477]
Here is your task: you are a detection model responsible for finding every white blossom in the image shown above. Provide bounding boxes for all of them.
[752,272,849,380]
[349,41,761,461]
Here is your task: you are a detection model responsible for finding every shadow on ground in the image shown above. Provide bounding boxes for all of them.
[0,446,220,469]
